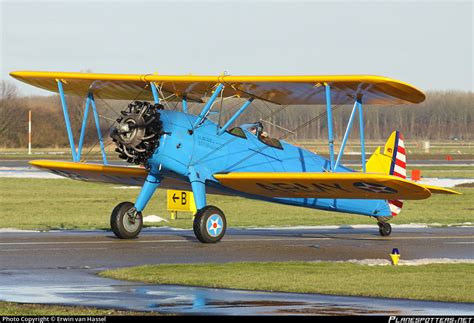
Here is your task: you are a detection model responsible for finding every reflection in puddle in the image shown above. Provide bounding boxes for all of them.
[0,269,472,316]
[274,305,400,316]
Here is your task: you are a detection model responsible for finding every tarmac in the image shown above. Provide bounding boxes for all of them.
[1,159,473,315]
[0,227,473,315]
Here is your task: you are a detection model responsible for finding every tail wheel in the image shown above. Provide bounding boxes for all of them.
[378,222,392,237]
[193,206,227,243]
[110,201,143,239]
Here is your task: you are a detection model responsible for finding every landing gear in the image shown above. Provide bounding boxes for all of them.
[377,218,392,237]
[110,173,160,239]
[193,206,227,243]
[110,201,143,239]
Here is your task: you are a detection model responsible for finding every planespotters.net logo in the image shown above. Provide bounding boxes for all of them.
[389,317,473,323]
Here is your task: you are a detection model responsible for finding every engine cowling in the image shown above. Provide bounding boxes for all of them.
[111,101,163,166]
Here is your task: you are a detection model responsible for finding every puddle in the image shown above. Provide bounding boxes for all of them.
[0,269,472,315]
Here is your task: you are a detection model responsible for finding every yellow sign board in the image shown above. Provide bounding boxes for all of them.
[166,190,197,213]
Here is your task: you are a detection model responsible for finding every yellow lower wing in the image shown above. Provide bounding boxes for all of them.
[31,160,460,199]
[30,160,147,186]
[29,160,208,193]
[214,172,458,200]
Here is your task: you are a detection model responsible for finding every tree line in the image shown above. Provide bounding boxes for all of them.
[0,80,472,149]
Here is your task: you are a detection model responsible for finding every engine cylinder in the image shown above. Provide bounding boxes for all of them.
[111,101,163,166]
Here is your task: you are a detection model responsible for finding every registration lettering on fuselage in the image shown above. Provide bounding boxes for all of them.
[197,135,222,150]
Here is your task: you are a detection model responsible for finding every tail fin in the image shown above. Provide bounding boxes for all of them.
[366,131,406,216]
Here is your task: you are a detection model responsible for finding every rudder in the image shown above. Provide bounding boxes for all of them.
[366,131,407,216]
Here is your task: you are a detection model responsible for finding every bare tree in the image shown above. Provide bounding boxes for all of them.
[0,89,472,148]
[0,81,22,147]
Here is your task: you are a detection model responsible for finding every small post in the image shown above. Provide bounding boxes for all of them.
[423,141,430,153]
[28,110,32,155]
[411,169,421,181]
[390,248,400,266]
[170,211,177,220]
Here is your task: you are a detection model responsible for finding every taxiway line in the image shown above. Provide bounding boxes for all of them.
[0,235,472,247]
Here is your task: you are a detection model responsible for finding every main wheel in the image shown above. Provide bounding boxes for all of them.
[110,201,143,239]
[378,222,392,237]
[193,206,227,243]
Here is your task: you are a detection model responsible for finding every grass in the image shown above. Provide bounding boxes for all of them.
[0,147,120,161]
[100,262,474,303]
[0,301,158,315]
[1,142,473,160]
[457,182,474,188]
[407,166,474,179]
[0,178,472,230]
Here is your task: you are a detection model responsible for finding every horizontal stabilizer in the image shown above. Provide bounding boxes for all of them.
[419,184,461,195]
[214,172,432,200]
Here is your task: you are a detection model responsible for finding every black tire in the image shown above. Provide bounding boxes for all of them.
[378,222,392,237]
[110,201,143,239]
[193,206,227,243]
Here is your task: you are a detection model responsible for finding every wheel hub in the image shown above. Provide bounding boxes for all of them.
[206,214,223,237]
[123,208,141,232]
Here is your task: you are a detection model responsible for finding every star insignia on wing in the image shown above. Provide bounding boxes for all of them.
[353,182,397,194]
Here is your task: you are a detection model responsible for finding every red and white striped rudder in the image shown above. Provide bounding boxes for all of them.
[388,132,406,216]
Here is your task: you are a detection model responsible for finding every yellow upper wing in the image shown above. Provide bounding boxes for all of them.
[10,71,425,105]
[214,172,458,200]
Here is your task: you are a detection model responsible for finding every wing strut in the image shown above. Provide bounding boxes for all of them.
[57,80,108,164]
[192,83,224,129]
[324,83,367,173]
[333,99,366,172]
[334,100,359,170]
[150,82,160,104]
[217,97,254,135]
[325,83,336,170]
[359,99,366,171]
[88,93,107,164]
[182,95,188,113]
[57,80,79,162]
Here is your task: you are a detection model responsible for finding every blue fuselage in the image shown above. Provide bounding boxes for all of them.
[148,110,390,217]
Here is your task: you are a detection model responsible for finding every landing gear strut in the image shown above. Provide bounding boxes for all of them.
[193,205,227,243]
[110,201,143,239]
[377,217,392,237]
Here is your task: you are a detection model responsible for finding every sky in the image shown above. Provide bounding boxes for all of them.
[1,0,473,96]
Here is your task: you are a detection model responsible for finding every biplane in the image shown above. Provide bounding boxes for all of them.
[10,71,459,243]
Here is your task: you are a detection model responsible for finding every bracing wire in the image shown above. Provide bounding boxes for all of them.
[190,101,290,166]
[81,85,149,162]
[225,101,348,171]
